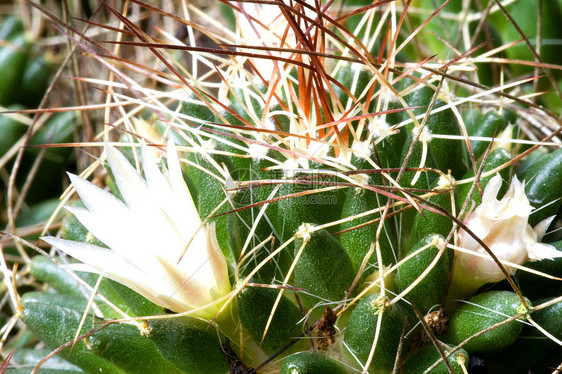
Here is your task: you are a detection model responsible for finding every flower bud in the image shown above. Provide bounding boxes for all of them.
[451,174,561,297]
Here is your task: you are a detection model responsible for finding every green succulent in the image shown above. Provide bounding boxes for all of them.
[4,1,562,374]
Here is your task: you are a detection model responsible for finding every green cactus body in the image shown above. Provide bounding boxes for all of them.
[340,153,397,274]
[149,318,230,374]
[19,54,52,107]
[0,105,27,156]
[276,168,344,241]
[444,291,530,354]
[29,256,133,318]
[226,155,288,282]
[469,21,503,87]
[85,322,183,374]
[408,178,453,247]
[521,148,562,226]
[213,108,254,175]
[381,95,410,168]
[20,293,123,374]
[6,348,84,373]
[402,345,469,374]
[463,108,484,135]
[395,234,449,315]
[0,32,31,106]
[485,298,562,374]
[108,281,164,317]
[13,198,62,231]
[343,294,409,373]
[293,224,356,310]
[188,150,235,264]
[20,111,77,204]
[28,111,77,160]
[467,110,509,161]
[487,0,562,77]
[396,127,439,244]
[403,83,469,179]
[15,1,562,373]
[0,16,24,41]
[213,86,270,175]
[280,351,349,374]
[414,0,463,59]
[227,189,279,282]
[236,284,304,355]
[333,66,372,116]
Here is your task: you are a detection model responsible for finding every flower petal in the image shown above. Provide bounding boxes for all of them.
[497,175,532,219]
[452,173,558,299]
[47,139,232,315]
[478,173,502,219]
[68,173,126,214]
[65,205,132,254]
[533,215,556,241]
[141,142,171,199]
[205,222,231,297]
[141,141,194,238]
[106,144,149,208]
[165,138,198,216]
[41,236,144,278]
[526,241,562,261]
[42,236,189,311]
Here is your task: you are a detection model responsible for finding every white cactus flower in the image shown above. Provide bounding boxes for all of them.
[42,139,231,318]
[452,173,561,297]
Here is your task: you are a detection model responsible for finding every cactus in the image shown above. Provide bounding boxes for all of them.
[2,1,562,373]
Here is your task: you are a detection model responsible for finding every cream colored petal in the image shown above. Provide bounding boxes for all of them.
[65,205,132,254]
[526,241,562,261]
[462,215,491,244]
[42,236,142,275]
[42,236,187,311]
[139,142,188,234]
[42,237,147,284]
[62,263,100,274]
[141,142,172,199]
[478,174,503,219]
[66,176,159,257]
[490,238,527,267]
[68,173,126,215]
[165,138,198,216]
[106,144,149,208]
[452,173,559,299]
[533,216,556,241]
[65,204,176,268]
[141,141,194,237]
[497,175,532,219]
[155,256,214,311]
[205,222,231,297]
[176,229,219,286]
